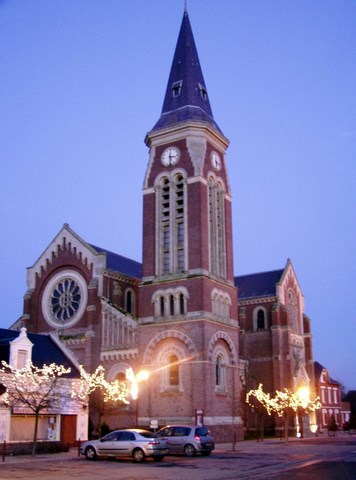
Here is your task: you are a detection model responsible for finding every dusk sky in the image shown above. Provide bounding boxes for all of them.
[1,1,355,390]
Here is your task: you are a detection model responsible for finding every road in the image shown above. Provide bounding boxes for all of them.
[1,434,356,480]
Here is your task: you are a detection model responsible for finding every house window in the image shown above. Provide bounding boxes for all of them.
[333,388,338,404]
[17,350,27,369]
[321,387,326,403]
[328,388,332,404]
[168,355,179,386]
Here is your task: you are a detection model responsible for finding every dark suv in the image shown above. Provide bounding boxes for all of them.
[156,425,215,456]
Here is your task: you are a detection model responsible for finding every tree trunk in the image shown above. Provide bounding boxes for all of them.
[284,410,289,446]
[32,411,40,457]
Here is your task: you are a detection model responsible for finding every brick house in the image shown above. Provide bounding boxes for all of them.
[314,361,342,431]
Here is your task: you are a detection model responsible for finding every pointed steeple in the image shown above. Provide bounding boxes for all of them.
[150,10,221,133]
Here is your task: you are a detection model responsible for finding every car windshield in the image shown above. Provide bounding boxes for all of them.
[196,427,210,436]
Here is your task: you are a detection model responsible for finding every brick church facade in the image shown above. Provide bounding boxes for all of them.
[12,10,316,441]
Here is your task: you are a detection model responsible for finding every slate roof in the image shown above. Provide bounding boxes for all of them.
[0,328,80,378]
[235,269,284,299]
[90,244,142,279]
[151,10,221,134]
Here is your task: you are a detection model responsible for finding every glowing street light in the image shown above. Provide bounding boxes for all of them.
[125,367,150,400]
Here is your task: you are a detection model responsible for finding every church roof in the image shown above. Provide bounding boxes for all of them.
[90,244,142,279]
[235,269,284,299]
[0,328,80,377]
[150,10,221,134]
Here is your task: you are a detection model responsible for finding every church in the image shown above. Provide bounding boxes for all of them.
[12,9,316,441]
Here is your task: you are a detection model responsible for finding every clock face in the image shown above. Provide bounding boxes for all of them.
[42,270,87,328]
[161,146,180,167]
[211,151,222,171]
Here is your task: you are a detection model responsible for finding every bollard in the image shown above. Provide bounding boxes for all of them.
[77,439,81,456]
[2,441,5,462]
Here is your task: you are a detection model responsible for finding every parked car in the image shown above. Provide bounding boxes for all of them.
[80,428,169,462]
[156,425,215,456]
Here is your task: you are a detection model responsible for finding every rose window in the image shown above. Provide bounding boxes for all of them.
[50,278,81,322]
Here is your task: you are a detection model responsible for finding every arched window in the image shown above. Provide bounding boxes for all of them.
[208,177,226,278]
[257,309,265,330]
[161,178,171,274]
[215,354,223,386]
[175,175,185,272]
[214,350,227,391]
[125,289,135,315]
[179,293,185,315]
[286,289,298,331]
[168,355,179,386]
[253,306,268,331]
[160,296,165,316]
[169,294,175,316]
[157,174,186,276]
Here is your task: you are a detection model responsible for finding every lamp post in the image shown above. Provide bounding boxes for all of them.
[125,368,150,427]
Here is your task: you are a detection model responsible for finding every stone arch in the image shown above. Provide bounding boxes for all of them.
[143,329,197,364]
[207,331,238,365]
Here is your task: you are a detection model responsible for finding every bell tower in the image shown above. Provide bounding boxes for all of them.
[138,9,241,441]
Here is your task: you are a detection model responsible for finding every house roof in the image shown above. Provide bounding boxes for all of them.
[150,10,221,134]
[0,328,80,378]
[314,361,340,385]
[235,269,284,299]
[90,244,142,279]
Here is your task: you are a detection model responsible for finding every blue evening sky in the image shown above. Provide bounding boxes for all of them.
[1,1,355,390]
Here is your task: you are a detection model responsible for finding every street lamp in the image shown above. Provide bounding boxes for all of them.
[125,368,150,400]
[125,368,150,427]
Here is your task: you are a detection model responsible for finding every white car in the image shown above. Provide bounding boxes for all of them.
[80,428,169,462]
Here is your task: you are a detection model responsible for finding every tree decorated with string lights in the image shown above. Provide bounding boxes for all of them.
[246,384,321,444]
[71,365,149,436]
[0,360,72,456]
[71,365,130,436]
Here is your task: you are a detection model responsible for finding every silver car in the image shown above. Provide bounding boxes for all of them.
[80,428,169,462]
[156,425,215,456]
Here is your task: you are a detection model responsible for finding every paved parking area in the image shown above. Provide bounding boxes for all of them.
[1,434,356,480]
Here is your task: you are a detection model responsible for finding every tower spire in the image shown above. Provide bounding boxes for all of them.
[150,10,221,134]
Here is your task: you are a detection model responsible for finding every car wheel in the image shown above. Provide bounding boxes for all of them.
[184,444,197,457]
[153,455,164,462]
[201,451,211,456]
[85,446,97,460]
[132,448,145,463]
